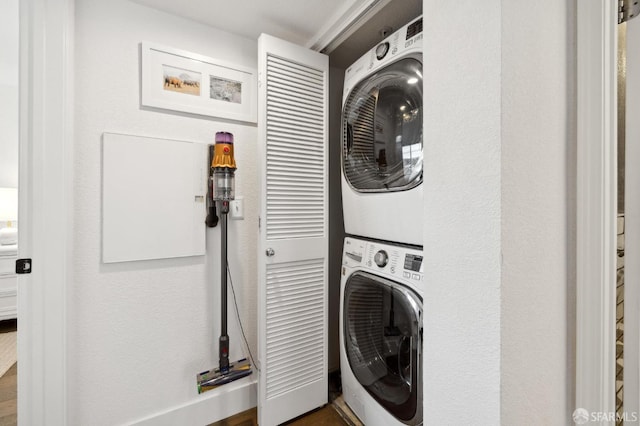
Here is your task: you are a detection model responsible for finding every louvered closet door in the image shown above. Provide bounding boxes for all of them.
[257,34,329,426]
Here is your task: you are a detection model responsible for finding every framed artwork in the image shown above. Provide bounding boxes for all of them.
[141,42,257,123]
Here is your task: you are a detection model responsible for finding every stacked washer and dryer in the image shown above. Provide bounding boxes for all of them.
[339,16,424,426]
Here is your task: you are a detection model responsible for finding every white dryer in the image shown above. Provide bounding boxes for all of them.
[341,16,423,246]
[340,236,423,426]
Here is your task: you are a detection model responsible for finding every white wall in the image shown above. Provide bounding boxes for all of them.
[423,0,574,423]
[0,0,19,188]
[501,0,575,424]
[422,0,502,422]
[72,0,258,424]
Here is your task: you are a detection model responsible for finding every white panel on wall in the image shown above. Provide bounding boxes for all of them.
[102,132,207,263]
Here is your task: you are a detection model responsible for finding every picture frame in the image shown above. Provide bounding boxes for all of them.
[141,42,257,123]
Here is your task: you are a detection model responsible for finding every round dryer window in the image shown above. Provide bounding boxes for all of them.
[342,57,423,192]
[343,271,422,424]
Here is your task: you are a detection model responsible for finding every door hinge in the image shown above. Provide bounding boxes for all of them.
[16,258,33,274]
[619,0,640,24]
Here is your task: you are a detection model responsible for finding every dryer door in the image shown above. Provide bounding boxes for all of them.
[343,271,422,425]
[342,57,423,193]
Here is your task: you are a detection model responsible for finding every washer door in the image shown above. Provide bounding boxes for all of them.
[343,271,422,424]
[342,56,423,193]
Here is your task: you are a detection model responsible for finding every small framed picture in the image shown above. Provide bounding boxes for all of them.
[141,42,257,123]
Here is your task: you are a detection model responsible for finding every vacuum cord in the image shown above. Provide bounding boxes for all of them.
[227,264,259,372]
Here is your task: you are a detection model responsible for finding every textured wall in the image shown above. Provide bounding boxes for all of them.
[422,0,502,422]
[72,0,258,423]
[501,0,575,424]
[422,0,574,423]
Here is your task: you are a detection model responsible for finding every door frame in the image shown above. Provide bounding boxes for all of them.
[624,13,640,421]
[18,0,73,423]
[576,0,618,420]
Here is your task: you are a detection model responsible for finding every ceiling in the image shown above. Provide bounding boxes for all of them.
[131,0,421,70]
[132,0,366,47]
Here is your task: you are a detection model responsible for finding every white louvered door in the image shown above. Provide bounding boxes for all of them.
[257,34,329,426]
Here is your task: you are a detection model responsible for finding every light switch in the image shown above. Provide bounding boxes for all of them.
[230,196,244,220]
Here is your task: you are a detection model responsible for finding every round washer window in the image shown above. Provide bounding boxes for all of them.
[343,271,422,424]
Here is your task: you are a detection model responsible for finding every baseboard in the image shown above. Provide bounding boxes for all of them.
[127,376,257,426]
[0,306,17,322]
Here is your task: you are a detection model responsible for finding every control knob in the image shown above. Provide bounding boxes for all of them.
[375,42,390,60]
[374,250,389,268]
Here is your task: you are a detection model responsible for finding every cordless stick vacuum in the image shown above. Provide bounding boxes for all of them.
[197,132,252,393]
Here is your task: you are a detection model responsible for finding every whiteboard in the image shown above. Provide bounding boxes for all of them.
[102,133,207,263]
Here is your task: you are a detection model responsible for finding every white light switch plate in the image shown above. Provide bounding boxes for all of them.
[230,196,244,220]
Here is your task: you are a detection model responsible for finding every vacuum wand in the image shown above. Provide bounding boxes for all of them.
[219,200,230,373]
[197,132,252,393]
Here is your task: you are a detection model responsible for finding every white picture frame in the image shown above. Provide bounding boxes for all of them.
[141,42,257,123]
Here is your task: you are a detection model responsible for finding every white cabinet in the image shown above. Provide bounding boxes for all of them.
[0,252,17,320]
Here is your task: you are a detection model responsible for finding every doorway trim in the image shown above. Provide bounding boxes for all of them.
[18,0,73,423]
[576,0,617,420]
[305,0,392,52]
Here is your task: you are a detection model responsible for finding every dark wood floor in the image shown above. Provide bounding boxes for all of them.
[210,404,348,426]
[210,369,352,426]
[0,319,17,426]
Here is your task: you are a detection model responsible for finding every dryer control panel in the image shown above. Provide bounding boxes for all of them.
[343,15,423,98]
[343,237,424,285]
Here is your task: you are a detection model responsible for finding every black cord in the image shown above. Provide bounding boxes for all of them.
[227,264,260,372]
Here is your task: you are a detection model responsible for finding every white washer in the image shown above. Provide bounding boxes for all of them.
[340,236,423,426]
[341,16,423,246]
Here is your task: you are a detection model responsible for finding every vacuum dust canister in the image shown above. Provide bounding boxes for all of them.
[211,132,236,202]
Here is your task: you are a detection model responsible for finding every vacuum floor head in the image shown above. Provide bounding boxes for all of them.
[197,358,252,393]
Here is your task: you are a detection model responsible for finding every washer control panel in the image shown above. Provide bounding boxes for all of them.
[343,237,423,284]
